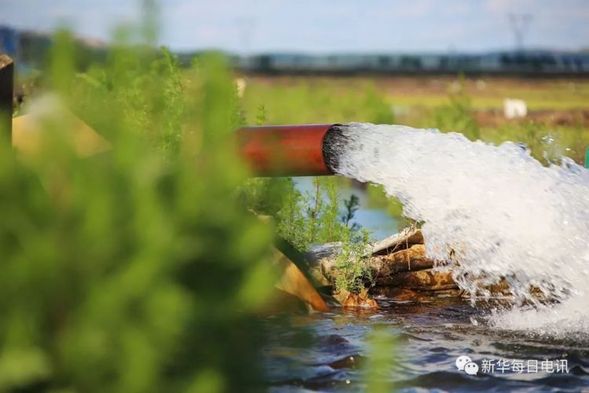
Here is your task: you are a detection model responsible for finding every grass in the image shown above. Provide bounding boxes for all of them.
[240,77,395,125]
[389,86,589,111]
[242,74,589,111]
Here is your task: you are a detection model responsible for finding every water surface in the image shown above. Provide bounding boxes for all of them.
[263,297,589,392]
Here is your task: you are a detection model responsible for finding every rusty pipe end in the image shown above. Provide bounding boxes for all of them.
[321,123,348,175]
[237,123,348,177]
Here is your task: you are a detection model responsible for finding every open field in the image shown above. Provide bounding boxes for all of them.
[244,75,589,110]
[241,75,589,163]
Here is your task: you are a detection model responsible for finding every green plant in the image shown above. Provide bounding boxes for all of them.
[333,228,372,294]
[243,176,372,293]
[272,177,361,250]
[360,83,396,124]
[433,77,480,141]
[481,121,589,164]
[341,194,360,230]
[0,29,276,393]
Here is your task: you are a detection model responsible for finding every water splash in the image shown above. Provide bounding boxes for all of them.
[331,123,589,337]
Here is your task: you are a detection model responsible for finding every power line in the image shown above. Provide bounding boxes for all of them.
[509,13,533,52]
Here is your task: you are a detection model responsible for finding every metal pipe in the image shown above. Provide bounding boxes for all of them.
[237,124,342,176]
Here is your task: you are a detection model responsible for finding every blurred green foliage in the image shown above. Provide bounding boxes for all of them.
[482,122,589,165]
[432,77,480,141]
[363,326,396,393]
[274,177,362,251]
[241,78,394,125]
[365,184,412,229]
[0,31,276,393]
[241,176,371,293]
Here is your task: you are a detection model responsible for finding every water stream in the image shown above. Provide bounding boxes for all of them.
[265,124,589,391]
[332,123,589,338]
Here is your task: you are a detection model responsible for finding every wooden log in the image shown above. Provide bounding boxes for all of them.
[304,226,552,302]
[256,215,330,312]
[371,287,463,301]
[0,54,13,141]
[386,270,457,291]
[367,244,434,280]
[333,288,379,309]
[318,244,437,287]
[370,226,424,255]
[305,242,342,287]
[273,247,329,312]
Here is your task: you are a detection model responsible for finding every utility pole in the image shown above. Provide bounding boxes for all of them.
[509,13,533,52]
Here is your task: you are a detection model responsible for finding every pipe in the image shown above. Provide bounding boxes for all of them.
[237,124,343,176]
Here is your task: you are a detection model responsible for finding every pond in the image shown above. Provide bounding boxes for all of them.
[263,296,589,392]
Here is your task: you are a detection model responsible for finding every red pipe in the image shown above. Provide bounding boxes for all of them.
[237,124,337,176]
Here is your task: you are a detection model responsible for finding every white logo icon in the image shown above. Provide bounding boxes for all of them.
[456,355,479,376]
[455,355,472,371]
[464,362,479,375]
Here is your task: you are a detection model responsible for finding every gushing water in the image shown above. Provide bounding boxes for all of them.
[331,123,589,337]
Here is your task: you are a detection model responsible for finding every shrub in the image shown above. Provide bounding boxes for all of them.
[0,32,275,393]
[433,77,480,141]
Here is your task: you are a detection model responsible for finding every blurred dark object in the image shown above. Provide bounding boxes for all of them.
[0,54,13,141]
[236,52,589,76]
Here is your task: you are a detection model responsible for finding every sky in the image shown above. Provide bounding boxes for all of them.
[1,0,588,54]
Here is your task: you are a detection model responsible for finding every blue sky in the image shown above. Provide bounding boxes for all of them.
[1,0,588,53]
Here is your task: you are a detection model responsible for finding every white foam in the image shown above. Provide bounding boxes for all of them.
[334,123,589,337]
